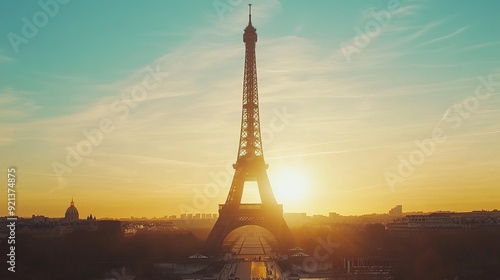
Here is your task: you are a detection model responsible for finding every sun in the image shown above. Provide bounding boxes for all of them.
[272,169,308,204]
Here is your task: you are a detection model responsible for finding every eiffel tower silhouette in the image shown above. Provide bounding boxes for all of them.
[206,4,294,254]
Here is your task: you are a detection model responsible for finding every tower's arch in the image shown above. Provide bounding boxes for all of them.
[207,204,293,254]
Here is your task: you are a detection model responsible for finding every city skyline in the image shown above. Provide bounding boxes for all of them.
[17,198,498,220]
[1,0,500,219]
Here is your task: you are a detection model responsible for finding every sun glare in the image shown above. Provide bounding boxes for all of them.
[272,169,308,204]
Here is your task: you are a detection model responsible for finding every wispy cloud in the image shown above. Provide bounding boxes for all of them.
[416,25,471,48]
[0,89,40,119]
[454,41,500,53]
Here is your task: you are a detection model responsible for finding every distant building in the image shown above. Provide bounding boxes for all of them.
[65,198,79,222]
[312,214,328,221]
[31,215,49,224]
[86,214,96,221]
[388,211,500,232]
[389,205,403,216]
[61,198,99,234]
[20,216,61,238]
[329,212,341,219]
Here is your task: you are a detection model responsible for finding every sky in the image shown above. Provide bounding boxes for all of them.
[1,0,499,218]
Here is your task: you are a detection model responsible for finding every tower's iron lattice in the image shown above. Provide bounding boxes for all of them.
[206,5,294,254]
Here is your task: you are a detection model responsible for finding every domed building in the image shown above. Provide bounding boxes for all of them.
[65,198,79,222]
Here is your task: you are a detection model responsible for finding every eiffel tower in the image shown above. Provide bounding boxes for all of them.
[206,4,294,254]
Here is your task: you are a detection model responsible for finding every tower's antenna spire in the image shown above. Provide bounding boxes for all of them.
[248,4,252,24]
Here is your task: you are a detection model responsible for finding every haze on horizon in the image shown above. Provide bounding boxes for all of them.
[1,0,499,219]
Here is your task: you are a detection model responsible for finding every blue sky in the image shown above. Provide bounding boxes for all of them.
[1,0,499,218]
